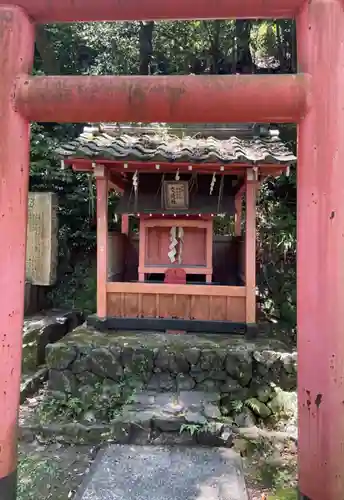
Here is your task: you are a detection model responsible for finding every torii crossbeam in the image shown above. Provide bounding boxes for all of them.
[0,0,343,499]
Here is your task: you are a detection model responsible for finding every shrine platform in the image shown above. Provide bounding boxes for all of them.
[95,282,250,335]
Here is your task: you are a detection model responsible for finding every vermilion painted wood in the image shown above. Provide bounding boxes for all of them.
[0,6,34,484]
[297,0,344,498]
[121,215,129,236]
[146,227,207,266]
[0,0,305,23]
[164,268,186,285]
[106,282,246,296]
[244,176,257,325]
[15,74,308,124]
[95,168,108,318]
[139,217,213,281]
[106,283,247,322]
[70,160,288,174]
[234,192,243,237]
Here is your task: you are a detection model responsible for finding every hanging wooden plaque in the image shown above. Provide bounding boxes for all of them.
[26,192,58,286]
[163,180,189,210]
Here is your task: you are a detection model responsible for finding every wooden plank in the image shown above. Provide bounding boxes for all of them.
[143,218,213,228]
[190,296,210,321]
[123,293,139,317]
[210,296,228,321]
[141,294,157,317]
[70,158,288,177]
[174,295,190,319]
[106,282,245,297]
[227,297,246,323]
[139,266,213,275]
[159,294,176,318]
[107,292,121,317]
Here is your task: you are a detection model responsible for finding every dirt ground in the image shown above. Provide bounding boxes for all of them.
[18,441,97,500]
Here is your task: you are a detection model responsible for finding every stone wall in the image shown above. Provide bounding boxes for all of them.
[46,328,297,422]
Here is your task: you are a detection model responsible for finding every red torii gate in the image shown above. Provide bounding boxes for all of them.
[0,0,343,498]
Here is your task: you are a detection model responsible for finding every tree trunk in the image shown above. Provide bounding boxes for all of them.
[235,20,253,74]
[35,25,60,75]
[139,21,154,75]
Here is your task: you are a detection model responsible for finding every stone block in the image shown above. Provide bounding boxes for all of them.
[225,347,253,386]
[183,347,200,366]
[153,414,185,432]
[87,348,123,380]
[45,343,77,370]
[147,373,176,392]
[48,369,77,394]
[202,402,222,420]
[245,398,272,419]
[176,373,195,391]
[24,310,84,372]
[184,411,207,424]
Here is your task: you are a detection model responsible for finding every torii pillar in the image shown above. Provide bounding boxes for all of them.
[297,0,344,498]
[0,6,34,499]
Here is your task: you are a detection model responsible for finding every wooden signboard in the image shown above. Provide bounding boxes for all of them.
[163,180,189,210]
[26,192,58,286]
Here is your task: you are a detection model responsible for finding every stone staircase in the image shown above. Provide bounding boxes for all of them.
[43,327,297,447]
[118,389,231,447]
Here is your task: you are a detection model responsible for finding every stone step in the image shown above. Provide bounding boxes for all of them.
[76,445,248,500]
[116,390,233,447]
[122,390,222,429]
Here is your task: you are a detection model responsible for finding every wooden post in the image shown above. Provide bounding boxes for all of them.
[0,7,34,499]
[95,166,108,318]
[206,219,213,283]
[138,217,146,282]
[235,193,243,237]
[121,214,129,235]
[297,1,344,498]
[245,170,257,326]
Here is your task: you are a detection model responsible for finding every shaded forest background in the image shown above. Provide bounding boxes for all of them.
[30,20,297,327]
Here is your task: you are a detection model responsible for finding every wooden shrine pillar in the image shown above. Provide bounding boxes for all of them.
[235,187,244,237]
[245,170,257,326]
[121,214,129,235]
[297,1,344,498]
[95,166,109,319]
[0,7,34,499]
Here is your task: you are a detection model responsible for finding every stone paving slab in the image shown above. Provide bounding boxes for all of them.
[77,445,248,500]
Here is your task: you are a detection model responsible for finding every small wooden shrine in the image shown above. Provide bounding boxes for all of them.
[58,123,295,333]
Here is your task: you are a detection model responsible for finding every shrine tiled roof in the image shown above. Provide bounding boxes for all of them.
[56,125,296,165]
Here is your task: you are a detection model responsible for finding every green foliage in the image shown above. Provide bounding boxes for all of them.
[40,378,141,423]
[18,455,61,500]
[269,489,298,500]
[258,462,297,493]
[48,258,97,314]
[257,169,296,326]
[179,422,213,436]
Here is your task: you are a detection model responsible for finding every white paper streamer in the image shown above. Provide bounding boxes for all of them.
[168,227,178,263]
[210,173,216,195]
